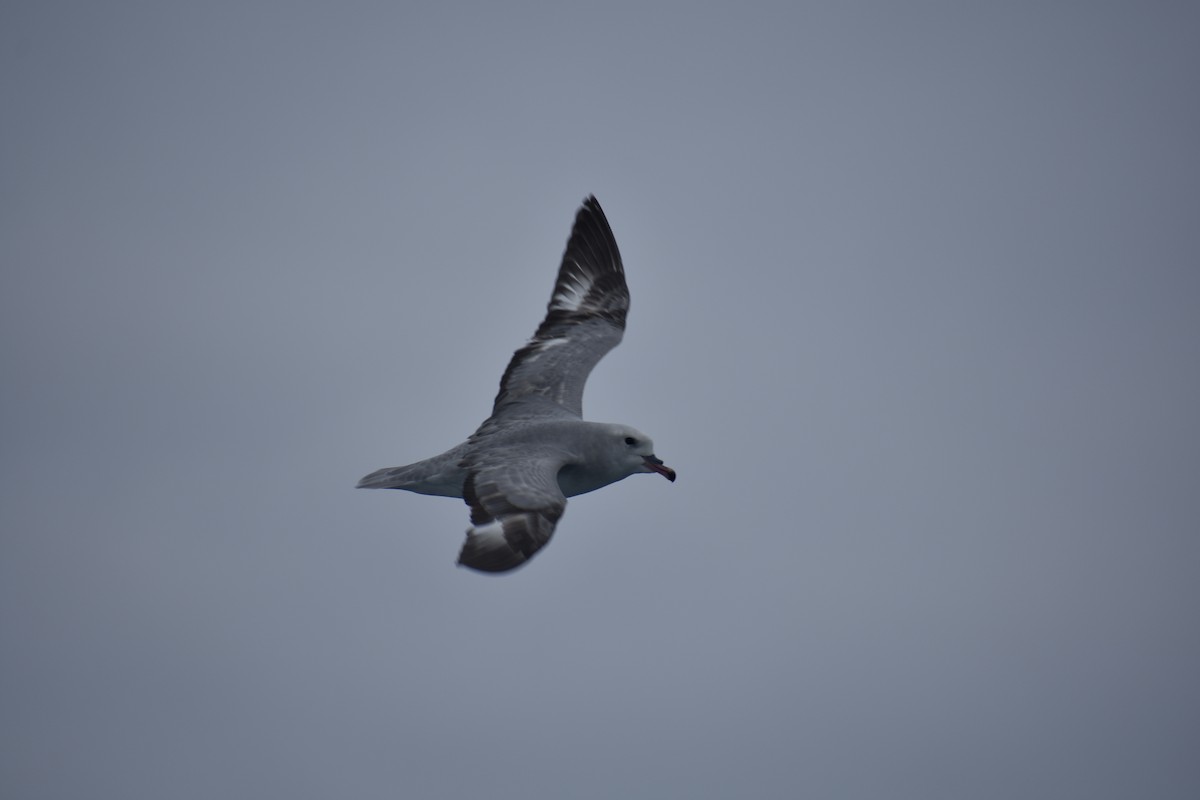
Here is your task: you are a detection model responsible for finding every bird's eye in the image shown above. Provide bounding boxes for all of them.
[624,436,638,447]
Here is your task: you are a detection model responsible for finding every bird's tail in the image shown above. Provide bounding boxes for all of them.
[356,464,422,489]
[355,444,470,498]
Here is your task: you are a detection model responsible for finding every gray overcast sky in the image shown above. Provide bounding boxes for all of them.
[3,2,1198,798]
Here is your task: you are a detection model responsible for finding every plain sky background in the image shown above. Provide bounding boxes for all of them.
[3,2,1198,798]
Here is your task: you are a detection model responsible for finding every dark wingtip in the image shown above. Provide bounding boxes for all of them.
[456,540,529,574]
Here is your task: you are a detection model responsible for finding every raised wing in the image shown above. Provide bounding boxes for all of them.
[485,195,628,425]
[456,453,568,573]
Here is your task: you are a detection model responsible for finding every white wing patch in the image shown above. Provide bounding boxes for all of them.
[463,519,506,550]
[532,336,569,352]
[550,272,590,312]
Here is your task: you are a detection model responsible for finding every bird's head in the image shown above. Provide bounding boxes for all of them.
[607,425,676,482]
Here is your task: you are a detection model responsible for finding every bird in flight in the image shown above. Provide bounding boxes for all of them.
[358,196,675,573]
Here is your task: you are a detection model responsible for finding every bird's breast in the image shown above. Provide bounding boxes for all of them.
[555,463,625,498]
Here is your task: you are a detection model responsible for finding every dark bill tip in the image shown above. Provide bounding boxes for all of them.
[644,455,677,482]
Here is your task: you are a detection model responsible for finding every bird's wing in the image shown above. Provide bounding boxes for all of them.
[456,450,569,573]
[483,195,628,428]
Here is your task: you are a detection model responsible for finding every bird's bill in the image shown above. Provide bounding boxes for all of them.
[643,455,676,482]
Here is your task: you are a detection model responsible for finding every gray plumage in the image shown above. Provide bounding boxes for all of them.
[358,196,675,573]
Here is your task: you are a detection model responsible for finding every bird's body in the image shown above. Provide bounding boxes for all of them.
[358,196,674,573]
[357,420,656,500]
